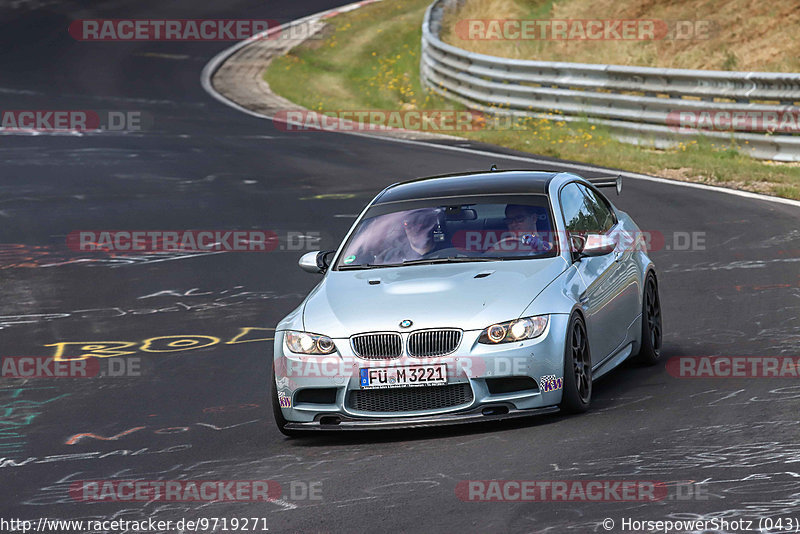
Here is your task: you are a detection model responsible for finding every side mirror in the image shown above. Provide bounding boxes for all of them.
[298,250,335,274]
[580,234,616,257]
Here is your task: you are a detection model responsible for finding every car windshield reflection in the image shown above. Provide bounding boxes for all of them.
[335,196,558,270]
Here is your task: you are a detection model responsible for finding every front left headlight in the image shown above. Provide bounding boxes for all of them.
[284,331,337,355]
[479,315,549,344]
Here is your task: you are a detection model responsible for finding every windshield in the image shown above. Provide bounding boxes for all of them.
[334,195,558,270]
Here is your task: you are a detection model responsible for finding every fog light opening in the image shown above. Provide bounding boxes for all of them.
[482,406,509,416]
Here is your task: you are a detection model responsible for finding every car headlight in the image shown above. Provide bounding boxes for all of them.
[284,331,337,355]
[479,315,549,344]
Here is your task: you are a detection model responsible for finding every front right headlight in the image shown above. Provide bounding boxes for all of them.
[284,331,337,355]
[478,315,549,344]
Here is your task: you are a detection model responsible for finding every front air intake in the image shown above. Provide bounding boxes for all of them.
[348,383,473,412]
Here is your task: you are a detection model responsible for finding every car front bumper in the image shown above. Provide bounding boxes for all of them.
[273,314,569,429]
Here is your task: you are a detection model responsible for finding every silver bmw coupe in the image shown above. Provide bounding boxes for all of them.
[272,170,662,435]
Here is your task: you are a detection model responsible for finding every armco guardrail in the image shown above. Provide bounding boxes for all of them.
[420,0,800,161]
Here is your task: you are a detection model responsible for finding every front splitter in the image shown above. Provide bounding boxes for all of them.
[284,405,560,431]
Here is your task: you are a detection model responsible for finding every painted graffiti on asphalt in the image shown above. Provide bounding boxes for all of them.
[44,326,275,361]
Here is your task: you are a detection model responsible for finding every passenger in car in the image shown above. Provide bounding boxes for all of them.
[503,204,553,252]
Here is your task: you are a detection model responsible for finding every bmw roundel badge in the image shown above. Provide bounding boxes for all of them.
[399,319,413,328]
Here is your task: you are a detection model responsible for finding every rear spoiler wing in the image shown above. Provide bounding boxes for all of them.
[587,175,622,195]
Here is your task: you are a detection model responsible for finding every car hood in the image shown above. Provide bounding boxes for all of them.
[302,258,568,337]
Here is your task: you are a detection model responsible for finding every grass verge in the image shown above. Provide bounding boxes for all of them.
[265,0,800,200]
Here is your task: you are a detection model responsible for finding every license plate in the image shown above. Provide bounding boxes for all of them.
[359,364,447,389]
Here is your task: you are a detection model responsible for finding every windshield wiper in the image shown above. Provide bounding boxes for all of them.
[337,264,396,271]
[398,257,502,266]
[339,257,505,270]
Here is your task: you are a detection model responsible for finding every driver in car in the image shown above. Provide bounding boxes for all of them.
[376,208,442,263]
[503,204,552,252]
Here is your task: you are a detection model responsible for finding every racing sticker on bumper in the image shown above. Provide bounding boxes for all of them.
[278,391,292,408]
[540,375,563,392]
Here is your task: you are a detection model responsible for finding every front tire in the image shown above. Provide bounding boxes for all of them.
[559,313,592,413]
[635,272,662,365]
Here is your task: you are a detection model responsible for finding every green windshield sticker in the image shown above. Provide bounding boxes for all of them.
[344,255,356,264]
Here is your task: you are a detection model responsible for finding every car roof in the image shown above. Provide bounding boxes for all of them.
[372,170,560,205]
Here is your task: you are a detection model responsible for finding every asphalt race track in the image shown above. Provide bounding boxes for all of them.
[1,1,799,533]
